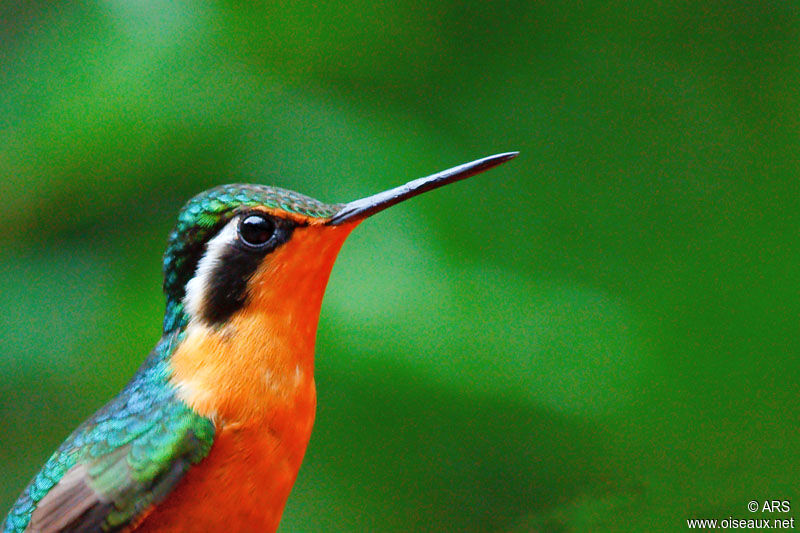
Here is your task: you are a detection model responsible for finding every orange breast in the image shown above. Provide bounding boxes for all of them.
[132,387,316,533]
[131,222,356,532]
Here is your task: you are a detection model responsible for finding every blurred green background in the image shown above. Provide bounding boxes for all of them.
[1,2,798,531]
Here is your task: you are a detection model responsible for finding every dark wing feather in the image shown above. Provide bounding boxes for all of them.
[4,335,215,533]
[27,434,201,533]
[25,465,111,533]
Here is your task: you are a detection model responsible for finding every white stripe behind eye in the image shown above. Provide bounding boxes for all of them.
[183,217,240,320]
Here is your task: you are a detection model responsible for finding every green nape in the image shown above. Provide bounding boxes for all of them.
[161,184,343,333]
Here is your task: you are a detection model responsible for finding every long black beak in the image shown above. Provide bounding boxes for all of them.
[327,152,519,225]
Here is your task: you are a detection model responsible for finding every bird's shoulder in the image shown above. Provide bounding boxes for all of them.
[4,333,215,533]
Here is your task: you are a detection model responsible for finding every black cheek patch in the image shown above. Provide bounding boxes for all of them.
[200,221,295,325]
[202,244,262,324]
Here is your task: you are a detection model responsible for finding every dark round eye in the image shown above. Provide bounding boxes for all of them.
[238,214,276,248]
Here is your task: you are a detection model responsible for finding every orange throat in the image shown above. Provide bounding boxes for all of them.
[141,222,356,532]
[169,221,356,426]
[132,223,356,533]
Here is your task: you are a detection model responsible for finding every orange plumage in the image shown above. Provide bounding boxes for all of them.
[133,220,356,532]
[3,154,516,533]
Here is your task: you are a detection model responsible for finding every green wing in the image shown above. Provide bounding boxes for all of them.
[4,334,215,533]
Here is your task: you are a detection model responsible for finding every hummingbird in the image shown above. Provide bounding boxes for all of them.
[4,152,517,533]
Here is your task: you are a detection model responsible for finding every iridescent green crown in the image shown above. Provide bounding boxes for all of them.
[161,184,341,332]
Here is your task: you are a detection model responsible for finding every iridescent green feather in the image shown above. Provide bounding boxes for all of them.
[4,183,339,533]
[3,332,214,533]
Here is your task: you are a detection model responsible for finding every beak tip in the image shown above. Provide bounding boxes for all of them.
[494,151,520,164]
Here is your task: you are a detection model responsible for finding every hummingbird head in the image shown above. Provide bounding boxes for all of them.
[161,152,519,335]
[161,152,517,424]
[161,184,344,332]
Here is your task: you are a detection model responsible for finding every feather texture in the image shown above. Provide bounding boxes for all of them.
[4,333,215,533]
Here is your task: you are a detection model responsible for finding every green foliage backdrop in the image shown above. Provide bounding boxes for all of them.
[1,2,797,531]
